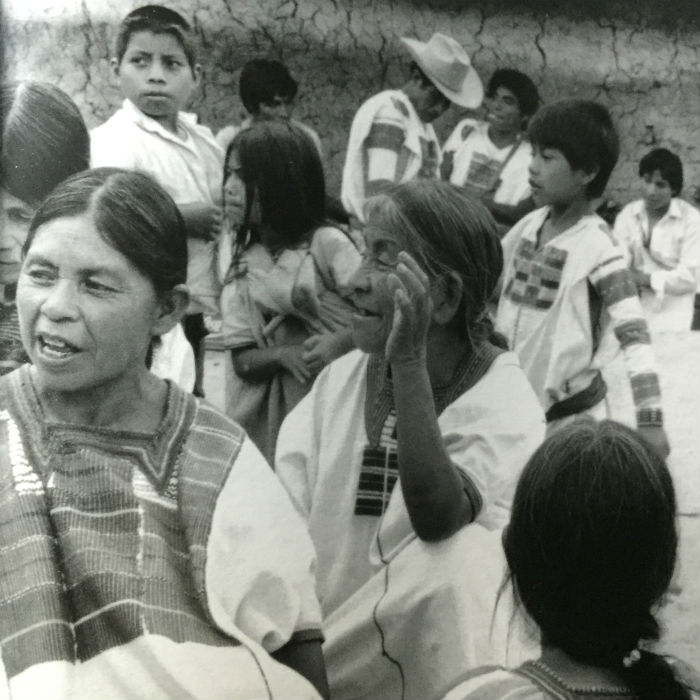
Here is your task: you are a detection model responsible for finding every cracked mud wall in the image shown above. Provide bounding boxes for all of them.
[2,0,699,204]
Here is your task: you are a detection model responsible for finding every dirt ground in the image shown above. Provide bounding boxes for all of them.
[204,330,700,668]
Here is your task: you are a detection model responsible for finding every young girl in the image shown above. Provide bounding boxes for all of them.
[276,180,546,699]
[0,80,194,388]
[444,418,698,700]
[220,120,361,462]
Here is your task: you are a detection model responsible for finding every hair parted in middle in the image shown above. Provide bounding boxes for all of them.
[528,99,620,199]
[24,168,188,295]
[226,119,326,251]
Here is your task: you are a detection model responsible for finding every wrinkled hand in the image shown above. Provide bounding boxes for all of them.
[182,203,223,241]
[385,251,431,365]
[302,334,340,375]
[638,425,670,459]
[276,345,312,383]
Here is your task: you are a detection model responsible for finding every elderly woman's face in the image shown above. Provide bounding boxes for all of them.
[17,211,161,393]
[349,222,408,354]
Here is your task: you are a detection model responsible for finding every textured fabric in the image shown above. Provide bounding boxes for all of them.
[0,366,321,699]
[276,348,545,616]
[90,99,224,316]
[220,225,361,462]
[442,119,532,206]
[0,302,25,376]
[496,207,662,426]
[442,663,635,700]
[613,197,700,333]
[341,90,441,223]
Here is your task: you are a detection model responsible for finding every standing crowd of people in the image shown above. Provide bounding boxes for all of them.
[1,4,698,699]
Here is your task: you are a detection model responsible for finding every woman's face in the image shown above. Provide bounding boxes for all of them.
[349,222,408,354]
[223,149,248,228]
[0,189,34,286]
[17,211,162,394]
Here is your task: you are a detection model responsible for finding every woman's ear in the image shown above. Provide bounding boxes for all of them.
[431,271,463,325]
[152,284,190,337]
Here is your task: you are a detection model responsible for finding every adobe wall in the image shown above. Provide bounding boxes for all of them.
[3,0,699,204]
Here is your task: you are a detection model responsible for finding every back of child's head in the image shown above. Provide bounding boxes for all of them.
[115,5,196,70]
[486,68,540,118]
[26,168,187,295]
[239,59,298,115]
[528,99,619,199]
[639,147,683,196]
[504,418,690,700]
[365,180,505,347]
[1,81,90,207]
[228,120,325,247]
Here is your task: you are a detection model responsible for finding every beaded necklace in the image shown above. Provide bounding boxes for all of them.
[522,659,633,698]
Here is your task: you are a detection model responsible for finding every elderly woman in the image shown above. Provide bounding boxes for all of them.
[276,180,545,699]
[0,168,326,699]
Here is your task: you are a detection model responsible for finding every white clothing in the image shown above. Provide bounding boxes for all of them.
[91,99,225,316]
[341,90,441,223]
[276,349,544,699]
[613,197,700,333]
[150,324,195,392]
[443,118,532,205]
[497,208,662,422]
[276,349,545,615]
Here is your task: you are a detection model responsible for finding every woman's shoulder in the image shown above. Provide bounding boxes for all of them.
[442,665,547,700]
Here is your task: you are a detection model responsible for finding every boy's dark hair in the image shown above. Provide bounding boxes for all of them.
[639,148,683,196]
[504,418,690,700]
[114,5,196,71]
[486,69,540,118]
[528,99,619,199]
[239,59,298,115]
[227,120,325,249]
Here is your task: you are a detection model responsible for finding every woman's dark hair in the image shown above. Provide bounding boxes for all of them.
[486,69,540,119]
[365,180,506,348]
[528,99,619,199]
[639,148,683,196]
[1,81,90,207]
[504,418,689,700]
[239,58,299,115]
[24,168,187,295]
[225,120,326,251]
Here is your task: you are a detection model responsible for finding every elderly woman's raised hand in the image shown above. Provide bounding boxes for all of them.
[385,251,432,365]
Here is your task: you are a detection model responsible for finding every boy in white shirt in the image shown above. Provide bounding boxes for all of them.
[91,5,224,396]
[496,100,669,457]
[613,148,700,333]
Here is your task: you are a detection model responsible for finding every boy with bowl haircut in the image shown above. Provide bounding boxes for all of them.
[495,99,669,457]
[91,4,224,396]
[613,147,700,334]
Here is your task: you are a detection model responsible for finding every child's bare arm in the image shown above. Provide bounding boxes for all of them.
[179,202,222,241]
[232,345,312,384]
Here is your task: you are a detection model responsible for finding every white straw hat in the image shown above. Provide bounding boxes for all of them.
[400,33,483,109]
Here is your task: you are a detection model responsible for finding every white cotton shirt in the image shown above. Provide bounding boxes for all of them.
[613,197,700,333]
[442,119,532,206]
[275,349,545,616]
[90,99,225,316]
